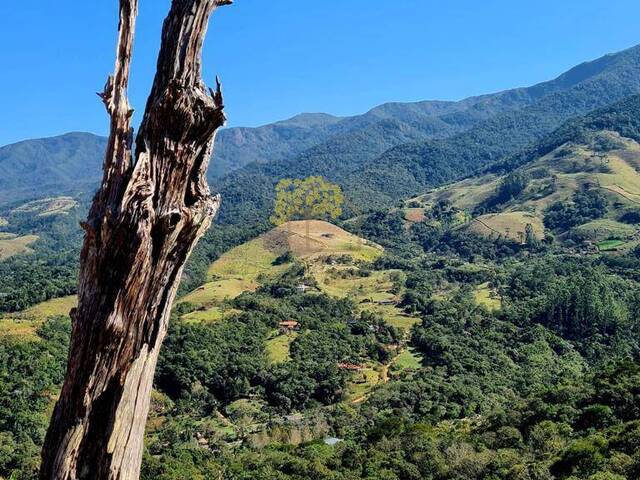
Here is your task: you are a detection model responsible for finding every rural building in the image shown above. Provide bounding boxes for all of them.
[338,362,364,371]
[279,320,300,333]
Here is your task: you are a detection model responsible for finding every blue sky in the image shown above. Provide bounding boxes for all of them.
[1,0,640,146]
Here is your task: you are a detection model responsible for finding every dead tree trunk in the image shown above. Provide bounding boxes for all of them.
[39,1,231,478]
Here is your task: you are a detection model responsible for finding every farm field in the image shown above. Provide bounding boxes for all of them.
[0,233,39,260]
[11,196,78,217]
[0,295,76,339]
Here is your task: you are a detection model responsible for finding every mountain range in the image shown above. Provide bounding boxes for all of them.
[3,44,640,219]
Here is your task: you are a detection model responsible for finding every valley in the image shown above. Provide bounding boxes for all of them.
[3,44,640,480]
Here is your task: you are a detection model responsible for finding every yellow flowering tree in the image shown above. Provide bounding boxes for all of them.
[271,176,344,244]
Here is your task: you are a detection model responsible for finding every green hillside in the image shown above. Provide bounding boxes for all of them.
[178,220,417,332]
[5,46,640,480]
[6,208,640,479]
[411,129,640,251]
[0,196,83,312]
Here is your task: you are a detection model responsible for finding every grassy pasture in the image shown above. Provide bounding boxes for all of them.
[572,219,636,243]
[266,332,298,364]
[11,196,78,216]
[0,234,39,260]
[181,307,242,323]
[345,365,382,403]
[0,295,76,339]
[181,234,289,313]
[314,267,420,331]
[467,212,544,241]
[392,348,423,372]
[474,283,501,311]
[415,175,499,211]
[181,221,382,322]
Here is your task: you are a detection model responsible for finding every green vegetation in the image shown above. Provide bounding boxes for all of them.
[392,348,422,371]
[473,282,501,311]
[6,45,640,480]
[597,239,626,251]
[265,332,297,364]
[270,176,343,227]
[416,127,640,249]
[573,219,635,243]
[544,189,609,231]
[487,170,531,208]
[213,47,640,229]
[0,296,76,339]
[0,317,70,478]
[5,202,640,479]
[0,198,84,312]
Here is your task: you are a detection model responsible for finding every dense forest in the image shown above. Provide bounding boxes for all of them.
[3,206,640,479]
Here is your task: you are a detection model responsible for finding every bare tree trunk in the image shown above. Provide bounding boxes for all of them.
[40,1,231,478]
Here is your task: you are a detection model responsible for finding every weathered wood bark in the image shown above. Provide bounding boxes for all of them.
[40,1,231,478]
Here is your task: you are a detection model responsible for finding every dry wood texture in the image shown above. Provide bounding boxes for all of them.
[39,1,231,478]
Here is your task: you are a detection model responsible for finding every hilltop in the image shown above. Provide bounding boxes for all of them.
[178,220,418,333]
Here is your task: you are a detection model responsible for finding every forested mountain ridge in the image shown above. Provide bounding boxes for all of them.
[343,44,640,207]
[0,96,515,207]
[0,82,544,207]
[6,45,640,212]
[212,44,640,223]
[0,132,106,207]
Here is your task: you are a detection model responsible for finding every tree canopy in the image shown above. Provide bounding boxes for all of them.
[270,176,344,226]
